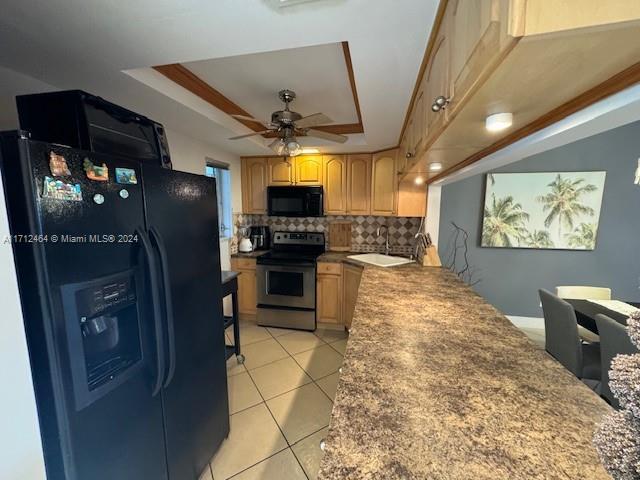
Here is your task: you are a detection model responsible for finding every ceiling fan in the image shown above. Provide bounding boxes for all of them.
[228,89,348,156]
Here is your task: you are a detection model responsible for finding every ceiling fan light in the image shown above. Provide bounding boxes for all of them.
[286,139,302,157]
[274,139,287,156]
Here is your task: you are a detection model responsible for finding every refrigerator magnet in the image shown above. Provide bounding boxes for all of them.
[119,189,129,199]
[83,158,109,182]
[42,176,82,202]
[49,151,71,177]
[93,194,105,205]
[115,168,137,185]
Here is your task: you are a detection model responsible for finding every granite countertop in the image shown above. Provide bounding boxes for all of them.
[318,265,612,479]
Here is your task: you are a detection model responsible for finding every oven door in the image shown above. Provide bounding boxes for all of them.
[256,264,315,309]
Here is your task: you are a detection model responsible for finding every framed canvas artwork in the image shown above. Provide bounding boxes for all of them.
[481,171,606,250]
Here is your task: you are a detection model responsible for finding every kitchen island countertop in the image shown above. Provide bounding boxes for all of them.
[317,264,611,479]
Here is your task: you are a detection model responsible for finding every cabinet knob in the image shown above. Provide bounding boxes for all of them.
[431,95,450,112]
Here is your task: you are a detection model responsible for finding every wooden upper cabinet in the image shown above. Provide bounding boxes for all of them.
[346,154,371,216]
[413,91,425,154]
[371,150,397,216]
[323,155,347,215]
[267,157,293,185]
[397,177,427,218]
[294,155,323,185]
[447,0,511,110]
[241,157,267,214]
[424,32,450,136]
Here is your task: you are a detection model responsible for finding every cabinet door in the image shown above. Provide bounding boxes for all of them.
[371,150,397,216]
[241,157,267,214]
[294,155,323,185]
[346,154,371,215]
[237,269,257,315]
[323,155,347,215]
[342,264,363,330]
[448,0,506,110]
[413,91,425,154]
[424,32,450,136]
[317,273,342,324]
[267,157,293,185]
[397,178,427,217]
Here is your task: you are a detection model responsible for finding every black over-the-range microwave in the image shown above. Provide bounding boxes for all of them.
[16,90,172,168]
[267,186,324,217]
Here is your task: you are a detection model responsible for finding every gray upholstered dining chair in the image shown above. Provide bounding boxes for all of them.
[595,314,639,408]
[538,289,601,389]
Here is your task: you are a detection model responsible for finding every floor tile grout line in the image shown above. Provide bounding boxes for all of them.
[223,446,292,480]
[288,352,341,404]
[244,365,314,407]
[222,324,342,480]
[219,363,294,479]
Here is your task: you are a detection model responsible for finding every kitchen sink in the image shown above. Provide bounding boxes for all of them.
[347,253,413,268]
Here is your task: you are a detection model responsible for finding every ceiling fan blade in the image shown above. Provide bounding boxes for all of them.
[295,113,332,129]
[231,114,269,125]
[305,128,348,144]
[228,130,271,140]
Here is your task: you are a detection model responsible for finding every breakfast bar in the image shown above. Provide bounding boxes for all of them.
[317,264,612,479]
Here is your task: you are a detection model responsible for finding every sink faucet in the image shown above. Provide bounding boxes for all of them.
[376,225,390,256]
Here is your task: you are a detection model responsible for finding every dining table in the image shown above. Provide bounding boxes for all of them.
[565,298,640,334]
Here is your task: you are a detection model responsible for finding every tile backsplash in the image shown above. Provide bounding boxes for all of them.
[231,213,423,255]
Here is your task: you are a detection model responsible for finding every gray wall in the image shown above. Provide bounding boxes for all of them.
[439,120,640,317]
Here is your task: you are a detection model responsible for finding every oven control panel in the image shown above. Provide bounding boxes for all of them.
[273,231,325,246]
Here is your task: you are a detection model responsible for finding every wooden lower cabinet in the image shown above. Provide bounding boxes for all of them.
[316,263,343,324]
[231,258,257,316]
[316,262,364,329]
[342,263,364,329]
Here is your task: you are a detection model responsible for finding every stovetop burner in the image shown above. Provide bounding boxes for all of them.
[256,231,325,266]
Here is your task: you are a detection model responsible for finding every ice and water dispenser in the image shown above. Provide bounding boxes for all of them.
[61,270,144,410]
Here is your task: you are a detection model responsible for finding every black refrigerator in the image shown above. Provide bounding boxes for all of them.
[0,131,229,480]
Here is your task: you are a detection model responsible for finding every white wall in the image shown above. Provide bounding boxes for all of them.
[0,181,47,480]
[166,128,243,214]
[425,185,441,247]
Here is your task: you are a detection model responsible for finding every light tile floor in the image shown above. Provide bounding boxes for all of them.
[202,320,348,480]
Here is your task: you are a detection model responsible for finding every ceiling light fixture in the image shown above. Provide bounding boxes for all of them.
[275,137,302,157]
[414,176,424,185]
[429,162,443,172]
[485,112,513,132]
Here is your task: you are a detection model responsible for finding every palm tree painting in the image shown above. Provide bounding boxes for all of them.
[525,230,555,248]
[481,172,606,250]
[482,194,529,247]
[566,223,597,249]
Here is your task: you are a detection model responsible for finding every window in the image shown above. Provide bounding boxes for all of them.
[205,160,233,239]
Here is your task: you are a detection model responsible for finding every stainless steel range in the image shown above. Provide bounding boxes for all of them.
[256,231,325,331]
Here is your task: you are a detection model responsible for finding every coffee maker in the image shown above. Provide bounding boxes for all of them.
[249,226,270,250]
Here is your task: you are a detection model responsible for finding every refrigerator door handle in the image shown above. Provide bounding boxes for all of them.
[149,226,176,388]
[136,226,166,397]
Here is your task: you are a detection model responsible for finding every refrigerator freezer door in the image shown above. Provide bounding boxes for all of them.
[0,134,168,480]
[141,164,229,480]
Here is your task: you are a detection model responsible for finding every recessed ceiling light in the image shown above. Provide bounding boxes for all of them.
[485,112,513,132]
[414,176,424,185]
[301,148,320,154]
[429,162,443,172]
